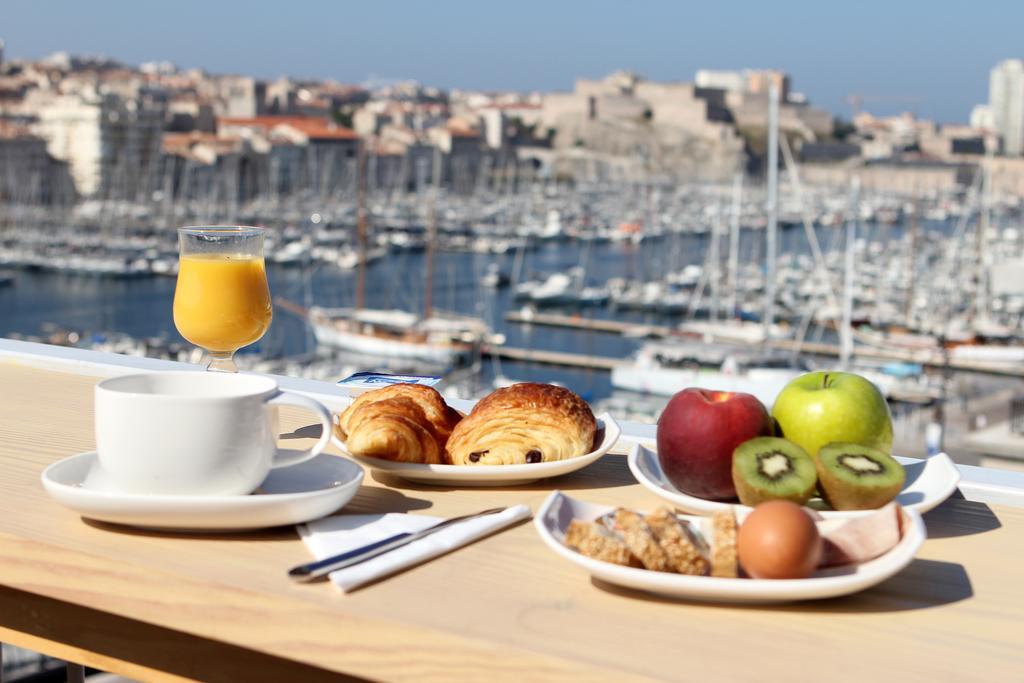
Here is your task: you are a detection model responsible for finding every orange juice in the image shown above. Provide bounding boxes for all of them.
[173,254,272,353]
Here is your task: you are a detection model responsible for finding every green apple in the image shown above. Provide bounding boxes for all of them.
[771,371,893,458]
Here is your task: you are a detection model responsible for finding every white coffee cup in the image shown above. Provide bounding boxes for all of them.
[95,371,334,496]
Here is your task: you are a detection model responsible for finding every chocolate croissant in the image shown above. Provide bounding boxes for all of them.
[445,383,597,465]
[336,384,461,464]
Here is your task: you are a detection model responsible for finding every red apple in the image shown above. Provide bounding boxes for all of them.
[656,388,774,500]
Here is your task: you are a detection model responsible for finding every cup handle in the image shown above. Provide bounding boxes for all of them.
[266,391,334,469]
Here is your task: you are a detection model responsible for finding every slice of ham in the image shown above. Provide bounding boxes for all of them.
[816,503,904,567]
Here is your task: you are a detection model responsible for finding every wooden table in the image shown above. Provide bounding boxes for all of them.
[1,363,1023,682]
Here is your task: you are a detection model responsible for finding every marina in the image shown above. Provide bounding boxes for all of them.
[4,170,1024,391]
[2,197,1021,439]
[505,311,1024,377]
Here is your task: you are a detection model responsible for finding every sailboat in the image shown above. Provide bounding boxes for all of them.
[309,306,492,364]
[610,342,810,407]
[611,86,806,406]
[309,147,498,366]
[513,235,609,306]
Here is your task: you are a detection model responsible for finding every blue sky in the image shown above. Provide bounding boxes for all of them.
[4,0,1022,123]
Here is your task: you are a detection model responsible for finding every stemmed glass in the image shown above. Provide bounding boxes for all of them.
[173,226,273,372]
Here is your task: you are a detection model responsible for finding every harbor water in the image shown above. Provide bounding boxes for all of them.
[0,216,981,404]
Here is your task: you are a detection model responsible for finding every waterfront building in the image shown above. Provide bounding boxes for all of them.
[166,93,216,133]
[476,103,543,149]
[200,75,265,119]
[265,77,298,115]
[801,156,973,194]
[724,89,832,139]
[693,69,824,143]
[918,123,987,158]
[159,130,259,201]
[236,75,359,118]
[695,69,746,93]
[537,69,831,179]
[695,68,791,103]
[971,104,995,132]
[989,59,1024,156]
[745,69,790,102]
[219,115,358,153]
[849,113,986,161]
[0,121,75,204]
[218,115,359,196]
[480,107,507,150]
[353,104,391,136]
[162,130,247,162]
[27,87,165,197]
[353,100,449,138]
[426,122,487,191]
[798,141,861,164]
[27,89,105,195]
[539,71,746,179]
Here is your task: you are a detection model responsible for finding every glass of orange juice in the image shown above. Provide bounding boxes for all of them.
[173,226,272,372]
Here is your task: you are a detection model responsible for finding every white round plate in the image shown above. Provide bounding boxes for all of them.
[41,452,364,531]
[333,414,621,486]
[627,442,961,519]
[535,490,926,603]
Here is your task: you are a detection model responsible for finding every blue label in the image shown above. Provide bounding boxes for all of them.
[337,372,442,388]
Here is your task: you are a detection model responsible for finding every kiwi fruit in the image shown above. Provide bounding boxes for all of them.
[816,442,906,510]
[731,437,817,506]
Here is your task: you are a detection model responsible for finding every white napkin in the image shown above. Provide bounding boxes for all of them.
[298,505,532,592]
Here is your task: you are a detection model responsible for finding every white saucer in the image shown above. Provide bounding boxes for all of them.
[628,442,961,520]
[41,452,364,531]
[535,491,926,603]
[333,414,621,486]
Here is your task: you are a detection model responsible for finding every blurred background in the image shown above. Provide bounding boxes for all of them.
[3,0,1024,677]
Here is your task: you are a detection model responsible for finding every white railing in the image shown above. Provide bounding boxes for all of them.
[2,337,1024,506]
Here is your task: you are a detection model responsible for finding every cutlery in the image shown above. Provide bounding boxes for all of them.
[288,507,507,582]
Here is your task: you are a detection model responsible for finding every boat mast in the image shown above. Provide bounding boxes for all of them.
[763,83,779,347]
[424,146,442,320]
[973,149,992,328]
[727,173,742,317]
[841,176,860,369]
[905,191,919,328]
[355,141,368,310]
[709,200,723,324]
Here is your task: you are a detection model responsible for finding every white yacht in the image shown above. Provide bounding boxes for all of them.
[270,241,313,266]
[678,320,791,345]
[481,263,510,289]
[515,267,609,307]
[309,307,496,366]
[611,342,808,407]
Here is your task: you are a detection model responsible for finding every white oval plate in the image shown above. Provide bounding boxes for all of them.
[535,490,926,603]
[41,452,364,532]
[333,414,621,486]
[628,442,961,519]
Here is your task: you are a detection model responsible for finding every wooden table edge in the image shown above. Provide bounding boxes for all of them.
[0,531,653,683]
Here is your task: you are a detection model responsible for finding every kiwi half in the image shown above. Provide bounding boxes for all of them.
[732,437,817,506]
[816,442,906,510]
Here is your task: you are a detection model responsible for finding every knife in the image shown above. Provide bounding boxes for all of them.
[288,507,507,582]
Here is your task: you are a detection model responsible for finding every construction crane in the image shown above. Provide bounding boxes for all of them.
[845,93,921,116]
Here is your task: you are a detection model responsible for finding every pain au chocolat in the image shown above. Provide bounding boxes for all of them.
[335,384,462,464]
[445,382,597,465]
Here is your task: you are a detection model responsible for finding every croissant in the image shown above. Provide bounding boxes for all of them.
[335,384,461,464]
[336,384,461,442]
[446,383,597,465]
[341,397,445,464]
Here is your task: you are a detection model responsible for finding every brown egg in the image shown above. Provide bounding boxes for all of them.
[737,500,822,579]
